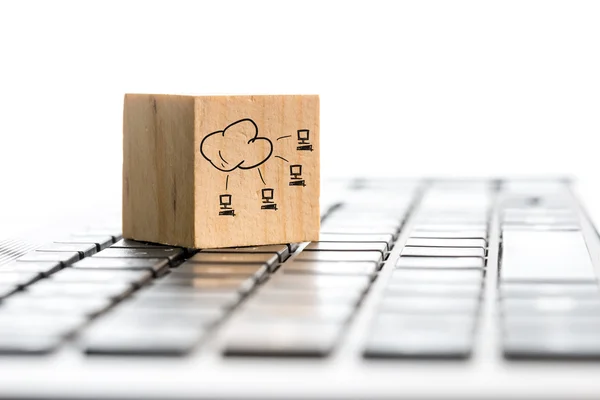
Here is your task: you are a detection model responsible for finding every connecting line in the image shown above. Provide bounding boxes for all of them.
[277,135,292,141]
[275,156,289,163]
[257,168,266,185]
[225,175,229,190]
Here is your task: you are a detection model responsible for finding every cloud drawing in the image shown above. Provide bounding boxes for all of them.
[200,118,273,172]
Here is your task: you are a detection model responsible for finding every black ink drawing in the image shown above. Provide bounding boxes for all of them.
[257,168,266,186]
[296,129,313,151]
[200,119,273,172]
[260,188,278,210]
[289,164,306,187]
[201,118,308,215]
[218,194,235,216]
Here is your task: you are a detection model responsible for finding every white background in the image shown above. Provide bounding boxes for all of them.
[1,0,599,221]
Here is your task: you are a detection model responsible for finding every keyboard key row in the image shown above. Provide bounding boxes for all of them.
[363,190,490,360]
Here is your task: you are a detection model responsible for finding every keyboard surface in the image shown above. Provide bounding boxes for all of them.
[1,177,600,398]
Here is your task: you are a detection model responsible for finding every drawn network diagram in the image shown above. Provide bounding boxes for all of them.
[200,118,313,217]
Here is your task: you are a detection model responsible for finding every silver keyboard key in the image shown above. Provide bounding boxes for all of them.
[36,243,97,258]
[201,245,290,263]
[405,238,487,248]
[391,269,483,284]
[282,261,377,276]
[401,246,485,258]
[396,257,484,269]
[501,231,595,282]
[71,257,169,277]
[224,322,341,357]
[18,251,80,266]
[293,250,382,264]
[305,241,387,255]
[188,253,279,272]
[94,248,185,264]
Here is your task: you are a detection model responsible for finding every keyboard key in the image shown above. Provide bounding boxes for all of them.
[364,329,472,359]
[56,235,114,251]
[321,227,399,237]
[0,261,62,276]
[188,253,279,272]
[36,243,97,258]
[502,315,600,333]
[501,231,595,282]
[202,244,290,263]
[0,314,85,337]
[0,271,42,287]
[386,283,482,298]
[401,246,485,258]
[73,230,122,242]
[83,326,204,356]
[252,288,363,306]
[405,238,487,248]
[131,291,240,310]
[268,275,371,291]
[173,262,268,281]
[239,303,355,323]
[224,322,341,357]
[94,248,185,264]
[500,283,600,298]
[293,250,382,264]
[155,275,255,293]
[102,308,224,329]
[396,257,484,269]
[71,257,169,276]
[3,295,113,317]
[391,269,483,284]
[305,241,388,255]
[501,297,600,315]
[136,286,240,301]
[318,233,394,250]
[410,231,487,240]
[26,281,134,300]
[412,223,488,232]
[372,313,476,334]
[321,220,400,231]
[0,335,62,355]
[282,261,377,276]
[17,251,80,266]
[111,239,180,249]
[503,331,600,360]
[380,296,480,314]
[50,269,152,286]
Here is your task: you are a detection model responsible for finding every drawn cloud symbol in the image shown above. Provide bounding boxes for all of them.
[200,118,273,172]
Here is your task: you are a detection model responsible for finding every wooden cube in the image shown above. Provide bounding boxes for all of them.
[122,94,320,249]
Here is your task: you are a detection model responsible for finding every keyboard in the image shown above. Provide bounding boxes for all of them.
[0,178,598,361]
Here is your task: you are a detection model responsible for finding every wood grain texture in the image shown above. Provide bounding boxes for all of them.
[123,94,196,247]
[123,94,319,249]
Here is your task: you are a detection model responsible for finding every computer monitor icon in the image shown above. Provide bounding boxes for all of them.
[218,194,235,216]
[290,164,302,179]
[296,129,313,151]
[289,164,306,187]
[261,188,278,210]
[297,129,310,144]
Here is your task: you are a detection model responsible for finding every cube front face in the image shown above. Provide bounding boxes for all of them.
[194,95,320,248]
[123,94,319,249]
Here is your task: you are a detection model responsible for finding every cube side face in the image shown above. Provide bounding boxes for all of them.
[123,94,196,247]
[193,95,320,248]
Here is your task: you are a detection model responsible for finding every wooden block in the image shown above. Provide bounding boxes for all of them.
[123,94,320,249]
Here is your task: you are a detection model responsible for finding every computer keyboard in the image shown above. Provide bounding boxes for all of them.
[0,178,598,362]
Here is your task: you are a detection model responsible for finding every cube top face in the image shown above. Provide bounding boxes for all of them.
[123,94,319,249]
